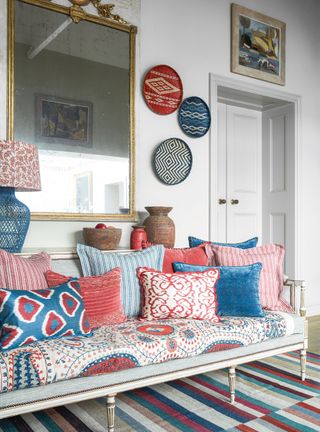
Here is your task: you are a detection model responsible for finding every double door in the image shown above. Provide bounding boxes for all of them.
[216,103,262,244]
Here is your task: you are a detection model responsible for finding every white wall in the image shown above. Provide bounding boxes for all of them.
[1,0,320,315]
[140,0,320,316]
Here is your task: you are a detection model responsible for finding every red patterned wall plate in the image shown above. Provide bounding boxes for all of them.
[143,65,183,115]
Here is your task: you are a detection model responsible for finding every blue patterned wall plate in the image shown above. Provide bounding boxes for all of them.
[178,96,211,138]
[153,138,192,185]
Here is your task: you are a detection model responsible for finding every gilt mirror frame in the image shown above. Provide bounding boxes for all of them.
[7,0,137,221]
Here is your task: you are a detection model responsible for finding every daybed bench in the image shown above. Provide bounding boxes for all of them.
[0,252,308,432]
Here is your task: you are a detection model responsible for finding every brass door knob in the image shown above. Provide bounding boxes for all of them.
[231,199,239,205]
[218,199,227,204]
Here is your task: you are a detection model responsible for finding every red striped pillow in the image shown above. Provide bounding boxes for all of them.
[0,250,51,290]
[207,243,292,312]
[45,268,126,328]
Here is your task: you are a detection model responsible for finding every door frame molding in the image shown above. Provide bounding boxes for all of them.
[209,74,302,278]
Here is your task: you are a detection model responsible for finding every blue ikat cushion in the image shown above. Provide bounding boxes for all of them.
[77,244,165,318]
[188,236,258,249]
[0,281,92,351]
[173,261,264,317]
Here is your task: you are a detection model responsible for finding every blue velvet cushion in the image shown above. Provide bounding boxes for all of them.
[188,236,258,249]
[77,244,165,318]
[173,262,264,317]
[0,281,92,351]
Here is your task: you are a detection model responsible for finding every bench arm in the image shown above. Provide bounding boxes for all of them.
[283,277,306,317]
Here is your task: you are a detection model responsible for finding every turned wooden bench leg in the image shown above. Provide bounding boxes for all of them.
[300,316,308,381]
[228,366,236,404]
[106,394,117,432]
[300,349,307,381]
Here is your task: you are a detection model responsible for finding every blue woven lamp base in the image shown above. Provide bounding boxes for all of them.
[0,187,30,253]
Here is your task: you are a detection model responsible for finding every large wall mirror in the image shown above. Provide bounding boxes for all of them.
[7,0,137,220]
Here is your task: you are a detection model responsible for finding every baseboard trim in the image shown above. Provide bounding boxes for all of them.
[307,304,320,316]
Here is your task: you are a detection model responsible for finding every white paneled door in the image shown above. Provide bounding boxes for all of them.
[262,103,295,275]
[217,103,262,243]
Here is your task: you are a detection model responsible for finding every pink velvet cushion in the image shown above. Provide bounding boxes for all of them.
[207,243,292,312]
[162,244,211,273]
[45,268,126,328]
[0,250,51,290]
[137,267,220,321]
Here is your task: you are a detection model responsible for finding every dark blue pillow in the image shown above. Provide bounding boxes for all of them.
[188,236,258,249]
[173,262,264,317]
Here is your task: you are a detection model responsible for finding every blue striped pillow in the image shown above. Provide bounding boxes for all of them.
[77,244,165,318]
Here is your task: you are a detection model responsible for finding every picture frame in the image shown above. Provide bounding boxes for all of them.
[231,4,286,86]
[35,94,93,147]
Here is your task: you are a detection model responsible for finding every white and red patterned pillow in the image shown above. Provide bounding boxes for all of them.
[206,243,292,312]
[137,267,220,321]
[0,250,51,291]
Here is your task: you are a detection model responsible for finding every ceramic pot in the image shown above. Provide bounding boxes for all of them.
[143,206,175,248]
[130,225,147,250]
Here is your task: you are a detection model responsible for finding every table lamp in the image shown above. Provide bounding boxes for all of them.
[0,140,41,252]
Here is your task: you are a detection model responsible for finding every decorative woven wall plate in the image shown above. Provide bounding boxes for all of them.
[143,65,183,115]
[153,138,192,185]
[178,96,211,137]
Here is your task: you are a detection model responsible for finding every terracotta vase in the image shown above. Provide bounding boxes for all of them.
[143,206,175,248]
[130,225,147,250]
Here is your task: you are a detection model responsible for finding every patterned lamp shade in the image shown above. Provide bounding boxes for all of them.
[0,140,41,253]
[0,140,41,191]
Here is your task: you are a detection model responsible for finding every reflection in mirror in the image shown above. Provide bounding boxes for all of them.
[11,0,136,219]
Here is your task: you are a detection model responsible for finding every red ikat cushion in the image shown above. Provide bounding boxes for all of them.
[45,268,126,328]
[137,267,220,322]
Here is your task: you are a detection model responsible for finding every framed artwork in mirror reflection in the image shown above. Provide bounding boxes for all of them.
[35,94,93,147]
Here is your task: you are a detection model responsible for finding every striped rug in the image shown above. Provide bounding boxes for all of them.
[1,351,319,431]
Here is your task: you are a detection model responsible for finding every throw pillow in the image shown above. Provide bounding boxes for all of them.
[45,268,126,328]
[173,262,264,317]
[77,244,165,318]
[162,244,210,273]
[137,267,220,321]
[188,236,258,249]
[0,250,51,290]
[207,243,292,312]
[0,281,92,351]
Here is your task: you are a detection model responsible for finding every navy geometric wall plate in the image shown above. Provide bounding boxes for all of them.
[153,138,192,185]
[178,96,211,138]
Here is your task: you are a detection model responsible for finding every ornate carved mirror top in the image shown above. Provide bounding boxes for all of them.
[8,0,137,220]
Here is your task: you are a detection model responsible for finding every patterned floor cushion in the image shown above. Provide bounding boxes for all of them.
[0,312,294,394]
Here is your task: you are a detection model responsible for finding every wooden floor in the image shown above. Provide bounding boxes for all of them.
[308,315,320,354]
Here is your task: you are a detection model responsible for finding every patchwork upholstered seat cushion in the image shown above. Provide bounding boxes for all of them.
[0,312,295,394]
